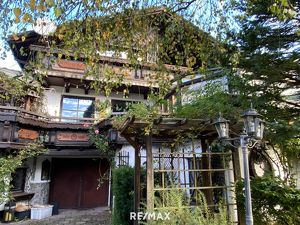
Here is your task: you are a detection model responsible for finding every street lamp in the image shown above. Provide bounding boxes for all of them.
[213,107,265,225]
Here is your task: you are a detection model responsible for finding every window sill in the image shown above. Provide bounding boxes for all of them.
[30,180,51,184]
[13,192,34,202]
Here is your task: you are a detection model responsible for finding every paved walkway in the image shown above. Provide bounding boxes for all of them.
[10,207,111,225]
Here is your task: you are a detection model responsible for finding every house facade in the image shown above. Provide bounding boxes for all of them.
[0,20,184,211]
[2,12,295,225]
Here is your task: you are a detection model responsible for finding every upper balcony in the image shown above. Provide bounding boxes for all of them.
[28,44,188,89]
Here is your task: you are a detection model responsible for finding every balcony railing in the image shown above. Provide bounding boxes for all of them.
[0,106,95,124]
[0,105,170,124]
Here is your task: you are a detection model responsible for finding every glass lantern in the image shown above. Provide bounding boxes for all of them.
[213,116,230,139]
[255,119,265,140]
[108,128,118,142]
[242,108,261,137]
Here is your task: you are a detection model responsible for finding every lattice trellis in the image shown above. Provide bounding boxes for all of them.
[148,142,235,211]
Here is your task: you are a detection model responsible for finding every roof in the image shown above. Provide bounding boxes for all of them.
[0,67,22,77]
[7,7,221,70]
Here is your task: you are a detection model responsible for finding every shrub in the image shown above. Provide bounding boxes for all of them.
[112,166,135,225]
[145,189,233,225]
[236,176,300,225]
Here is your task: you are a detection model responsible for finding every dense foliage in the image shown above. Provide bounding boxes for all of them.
[146,189,233,225]
[0,72,39,105]
[112,166,135,225]
[175,0,300,161]
[232,0,300,159]
[0,1,230,101]
[236,176,300,225]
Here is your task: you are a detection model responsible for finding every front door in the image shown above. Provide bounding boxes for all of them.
[49,158,109,208]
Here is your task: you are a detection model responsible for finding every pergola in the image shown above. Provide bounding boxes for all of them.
[115,116,241,224]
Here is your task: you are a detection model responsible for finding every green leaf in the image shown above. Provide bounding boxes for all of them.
[54,7,62,17]
[29,0,36,10]
[13,8,21,22]
[22,13,32,23]
[46,0,55,7]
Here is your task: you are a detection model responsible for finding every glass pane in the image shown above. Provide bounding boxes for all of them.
[78,99,93,111]
[78,111,84,118]
[62,110,78,118]
[62,98,78,110]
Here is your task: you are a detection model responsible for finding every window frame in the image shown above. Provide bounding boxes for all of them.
[10,167,27,193]
[60,96,95,119]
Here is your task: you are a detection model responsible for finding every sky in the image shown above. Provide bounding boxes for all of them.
[0,42,21,71]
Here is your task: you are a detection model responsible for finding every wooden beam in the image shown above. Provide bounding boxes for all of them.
[121,133,140,150]
[134,146,141,225]
[120,130,142,225]
[146,133,154,211]
[201,139,214,206]
[119,116,135,134]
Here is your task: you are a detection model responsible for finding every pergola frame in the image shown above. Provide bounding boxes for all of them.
[117,116,241,224]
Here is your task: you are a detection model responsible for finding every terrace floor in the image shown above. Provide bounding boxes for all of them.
[10,207,111,225]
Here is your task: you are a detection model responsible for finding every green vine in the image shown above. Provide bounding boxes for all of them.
[112,100,160,135]
[88,126,116,164]
[88,125,117,188]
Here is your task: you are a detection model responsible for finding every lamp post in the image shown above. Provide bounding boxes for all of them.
[213,108,265,225]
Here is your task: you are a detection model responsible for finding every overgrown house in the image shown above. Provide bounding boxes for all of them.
[0,8,291,224]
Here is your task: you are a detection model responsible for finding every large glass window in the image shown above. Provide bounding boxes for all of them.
[61,97,95,119]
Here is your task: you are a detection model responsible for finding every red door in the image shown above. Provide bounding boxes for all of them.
[49,158,109,209]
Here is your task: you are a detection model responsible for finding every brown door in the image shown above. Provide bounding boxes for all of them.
[49,158,109,209]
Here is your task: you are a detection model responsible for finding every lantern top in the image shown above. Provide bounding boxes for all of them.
[242,108,261,118]
[212,113,230,125]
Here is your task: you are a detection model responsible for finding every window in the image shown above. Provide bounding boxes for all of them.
[61,97,95,119]
[11,168,27,192]
[111,99,137,113]
[41,159,51,181]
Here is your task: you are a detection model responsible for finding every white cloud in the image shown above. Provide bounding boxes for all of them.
[0,40,21,71]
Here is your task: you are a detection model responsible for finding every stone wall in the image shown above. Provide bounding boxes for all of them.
[27,182,50,205]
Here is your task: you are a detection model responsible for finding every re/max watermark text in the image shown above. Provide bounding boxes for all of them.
[130,212,171,221]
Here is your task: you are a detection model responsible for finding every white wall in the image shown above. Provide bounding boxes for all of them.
[43,85,145,118]
[31,156,52,183]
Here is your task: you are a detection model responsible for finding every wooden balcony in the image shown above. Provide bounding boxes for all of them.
[0,106,95,151]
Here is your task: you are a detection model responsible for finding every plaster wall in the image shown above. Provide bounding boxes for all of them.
[265,147,286,179]
[43,85,145,118]
[24,156,52,205]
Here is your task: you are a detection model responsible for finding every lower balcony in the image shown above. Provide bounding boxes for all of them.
[0,105,97,151]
